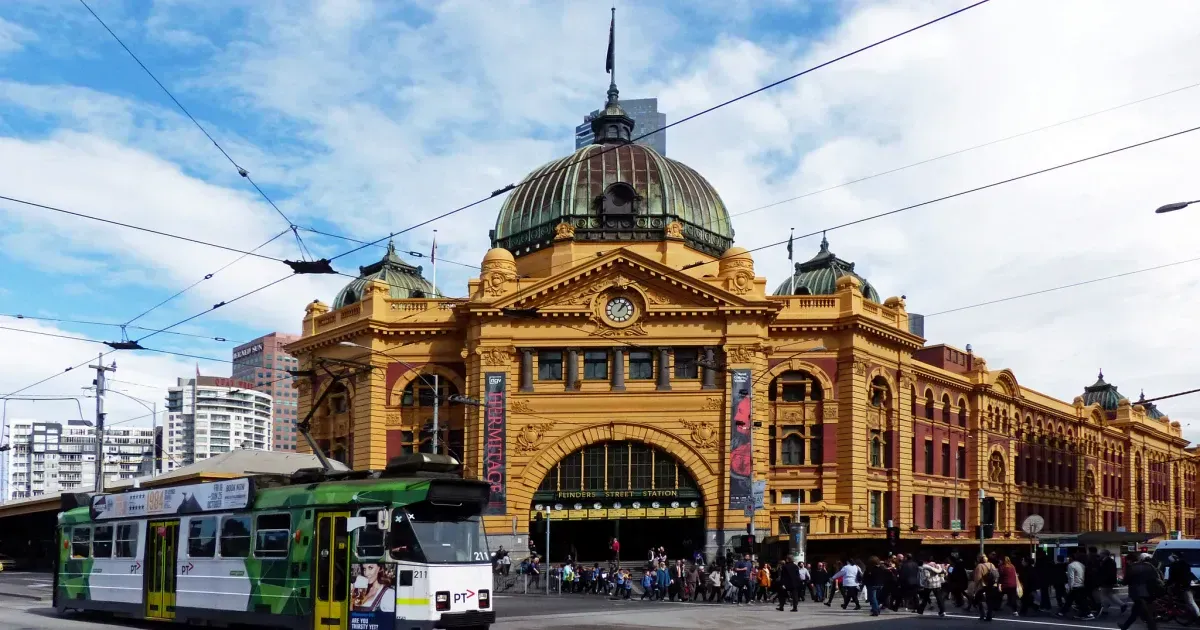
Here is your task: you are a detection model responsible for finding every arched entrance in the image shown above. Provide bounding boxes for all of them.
[529,440,704,562]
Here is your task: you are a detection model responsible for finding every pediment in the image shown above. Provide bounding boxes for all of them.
[493,250,773,314]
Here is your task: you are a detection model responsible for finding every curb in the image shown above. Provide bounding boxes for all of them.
[0,590,50,602]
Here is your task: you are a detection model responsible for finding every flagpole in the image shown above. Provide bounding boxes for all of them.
[788,228,796,295]
[431,229,438,298]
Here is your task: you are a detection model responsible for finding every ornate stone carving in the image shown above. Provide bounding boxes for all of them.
[780,410,805,423]
[724,344,759,364]
[554,221,576,241]
[681,419,717,449]
[589,316,648,337]
[559,274,636,306]
[510,399,535,414]
[516,422,556,452]
[479,346,514,366]
[702,397,723,410]
[386,411,402,427]
[664,220,684,239]
[644,288,672,305]
[853,360,869,376]
[725,270,755,294]
[822,402,838,420]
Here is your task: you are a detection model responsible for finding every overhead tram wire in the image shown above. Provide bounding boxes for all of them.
[296,225,481,270]
[77,0,312,261]
[722,78,1200,224]
[0,313,239,344]
[326,0,995,264]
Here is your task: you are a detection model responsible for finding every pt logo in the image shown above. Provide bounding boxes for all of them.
[130,561,142,574]
[181,562,194,575]
[453,590,476,604]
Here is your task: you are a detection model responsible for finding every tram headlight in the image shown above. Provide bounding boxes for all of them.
[435,591,450,611]
[478,589,491,609]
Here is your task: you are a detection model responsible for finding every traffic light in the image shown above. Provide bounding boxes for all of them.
[981,497,997,526]
[976,524,995,539]
[886,526,900,547]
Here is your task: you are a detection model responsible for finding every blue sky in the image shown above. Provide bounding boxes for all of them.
[1,0,1200,436]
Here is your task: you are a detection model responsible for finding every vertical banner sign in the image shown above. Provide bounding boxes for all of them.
[484,372,507,515]
[728,369,753,509]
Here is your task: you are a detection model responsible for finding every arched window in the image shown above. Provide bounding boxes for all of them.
[924,391,935,420]
[958,399,967,427]
[770,370,824,402]
[988,452,1006,483]
[941,394,951,423]
[871,376,891,408]
[782,435,804,466]
[870,435,883,468]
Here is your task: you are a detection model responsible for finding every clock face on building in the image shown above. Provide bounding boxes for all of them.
[605,296,635,323]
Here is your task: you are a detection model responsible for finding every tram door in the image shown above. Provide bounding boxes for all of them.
[314,512,351,630]
[145,520,179,620]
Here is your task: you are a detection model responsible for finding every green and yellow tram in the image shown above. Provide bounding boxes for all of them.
[53,454,495,630]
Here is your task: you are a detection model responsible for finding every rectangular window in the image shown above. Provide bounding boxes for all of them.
[941,497,951,529]
[810,426,823,465]
[925,496,935,529]
[628,351,653,380]
[870,491,882,527]
[809,488,822,502]
[631,445,653,489]
[780,489,801,504]
[537,351,563,381]
[584,446,606,491]
[355,509,385,559]
[674,349,699,379]
[188,517,217,558]
[957,446,967,478]
[782,434,804,466]
[924,440,934,475]
[71,527,91,558]
[768,427,777,465]
[255,514,291,558]
[559,452,582,491]
[607,444,629,491]
[115,523,139,558]
[957,499,967,528]
[654,455,676,489]
[941,443,950,477]
[583,351,608,380]
[92,524,114,558]
[219,515,252,558]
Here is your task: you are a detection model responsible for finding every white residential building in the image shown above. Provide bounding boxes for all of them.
[165,376,272,471]
[1,419,156,501]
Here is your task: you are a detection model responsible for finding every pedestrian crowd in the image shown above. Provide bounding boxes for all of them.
[496,541,1199,629]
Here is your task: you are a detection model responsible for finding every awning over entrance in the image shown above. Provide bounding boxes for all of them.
[528,506,702,521]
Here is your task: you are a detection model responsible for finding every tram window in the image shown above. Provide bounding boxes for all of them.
[356,508,386,559]
[394,505,490,564]
[71,527,91,558]
[115,523,139,558]
[92,525,114,558]
[255,513,291,558]
[219,516,252,558]
[188,517,217,558]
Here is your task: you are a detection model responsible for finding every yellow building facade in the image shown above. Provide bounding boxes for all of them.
[286,86,1198,560]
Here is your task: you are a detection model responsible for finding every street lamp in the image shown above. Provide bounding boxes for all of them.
[1154,199,1199,214]
[86,387,159,477]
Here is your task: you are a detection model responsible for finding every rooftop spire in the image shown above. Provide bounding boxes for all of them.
[591,6,633,145]
[605,6,617,105]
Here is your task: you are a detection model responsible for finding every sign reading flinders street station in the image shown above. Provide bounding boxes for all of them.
[286,80,1199,554]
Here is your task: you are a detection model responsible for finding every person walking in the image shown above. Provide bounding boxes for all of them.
[917,555,947,617]
[778,555,802,612]
[1058,551,1094,620]
[973,554,999,621]
[863,556,888,616]
[999,556,1020,614]
[1098,550,1127,617]
[796,561,811,601]
[1120,553,1162,630]
[832,559,863,610]
[811,562,829,603]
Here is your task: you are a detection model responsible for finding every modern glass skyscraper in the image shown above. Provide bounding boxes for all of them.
[575,97,666,155]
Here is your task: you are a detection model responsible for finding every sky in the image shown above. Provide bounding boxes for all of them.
[0,0,1198,440]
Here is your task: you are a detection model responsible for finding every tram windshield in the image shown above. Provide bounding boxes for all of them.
[389,504,490,564]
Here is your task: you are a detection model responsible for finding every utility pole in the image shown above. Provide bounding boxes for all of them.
[89,355,116,493]
[432,373,439,454]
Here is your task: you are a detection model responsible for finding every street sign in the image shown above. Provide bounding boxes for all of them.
[743,504,753,517]
[950,519,962,531]
[1021,514,1045,536]
[752,480,766,510]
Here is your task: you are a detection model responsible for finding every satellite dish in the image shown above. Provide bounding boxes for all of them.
[1021,514,1045,536]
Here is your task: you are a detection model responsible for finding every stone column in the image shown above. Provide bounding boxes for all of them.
[611,348,625,391]
[701,347,717,389]
[567,348,580,390]
[656,347,672,391]
[519,349,533,392]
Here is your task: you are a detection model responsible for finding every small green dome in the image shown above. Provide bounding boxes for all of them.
[1081,370,1125,411]
[773,236,881,302]
[332,242,435,309]
[1136,390,1166,419]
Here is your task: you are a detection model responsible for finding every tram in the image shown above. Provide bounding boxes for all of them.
[53,453,495,630]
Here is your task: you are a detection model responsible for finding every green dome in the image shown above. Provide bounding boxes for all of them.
[491,93,733,258]
[332,242,435,309]
[1081,370,1125,411]
[773,236,881,302]
[1136,391,1166,419]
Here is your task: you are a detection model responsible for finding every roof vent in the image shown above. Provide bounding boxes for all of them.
[384,453,461,477]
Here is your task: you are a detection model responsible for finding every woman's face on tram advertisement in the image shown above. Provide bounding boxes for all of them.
[363,563,381,584]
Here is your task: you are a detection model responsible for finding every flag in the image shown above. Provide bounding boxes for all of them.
[605,9,615,74]
[196,363,201,379]
[431,230,437,263]
[787,228,794,261]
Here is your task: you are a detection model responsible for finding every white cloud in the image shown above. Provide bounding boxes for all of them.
[0,17,35,56]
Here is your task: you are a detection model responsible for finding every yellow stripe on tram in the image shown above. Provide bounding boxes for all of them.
[395,598,430,606]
